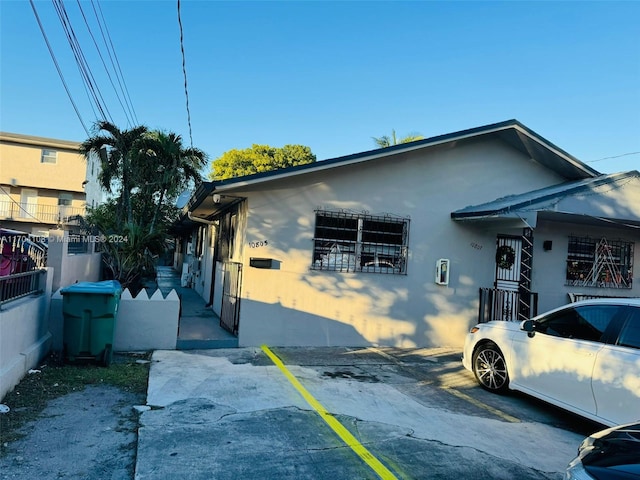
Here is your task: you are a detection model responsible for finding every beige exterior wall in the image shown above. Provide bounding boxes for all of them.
[0,132,99,233]
[222,138,569,348]
[0,133,86,192]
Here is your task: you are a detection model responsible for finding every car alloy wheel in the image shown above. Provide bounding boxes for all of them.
[472,343,509,393]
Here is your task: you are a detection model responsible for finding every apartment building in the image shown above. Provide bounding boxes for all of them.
[0,132,102,237]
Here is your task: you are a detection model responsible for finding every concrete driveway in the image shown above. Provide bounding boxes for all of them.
[136,347,597,480]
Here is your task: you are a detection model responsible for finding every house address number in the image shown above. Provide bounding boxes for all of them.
[249,240,268,248]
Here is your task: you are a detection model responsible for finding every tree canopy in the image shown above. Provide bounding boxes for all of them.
[372,129,424,148]
[210,144,316,180]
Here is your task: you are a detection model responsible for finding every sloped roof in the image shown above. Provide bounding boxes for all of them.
[212,119,598,189]
[0,131,80,150]
[184,120,600,219]
[451,171,640,227]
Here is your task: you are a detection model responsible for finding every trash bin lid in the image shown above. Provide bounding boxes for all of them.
[61,280,122,295]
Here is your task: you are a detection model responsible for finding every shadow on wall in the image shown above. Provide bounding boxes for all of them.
[239,299,371,348]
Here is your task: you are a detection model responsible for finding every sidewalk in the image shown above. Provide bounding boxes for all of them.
[154,266,237,349]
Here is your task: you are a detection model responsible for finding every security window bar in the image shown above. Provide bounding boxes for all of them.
[312,210,409,274]
[41,149,57,164]
[566,236,633,289]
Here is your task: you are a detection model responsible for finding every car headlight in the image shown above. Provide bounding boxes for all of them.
[564,457,594,480]
[565,436,597,480]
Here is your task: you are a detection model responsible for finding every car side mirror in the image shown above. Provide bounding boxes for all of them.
[521,319,537,338]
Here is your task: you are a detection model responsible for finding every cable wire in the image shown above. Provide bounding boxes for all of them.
[0,186,46,223]
[76,0,134,127]
[586,151,640,164]
[177,0,194,148]
[91,0,138,125]
[52,0,113,123]
[29,0,90,136]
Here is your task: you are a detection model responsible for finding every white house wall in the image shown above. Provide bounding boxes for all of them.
[228,138,566,348]
[532,219,640,313]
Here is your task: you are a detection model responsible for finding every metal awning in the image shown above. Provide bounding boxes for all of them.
[451,171,640,229]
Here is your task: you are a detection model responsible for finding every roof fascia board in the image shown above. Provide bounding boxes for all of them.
[452,172,638,220]
[211,120,597,192]
[0,132,80,151]
[511,125,599,178]
[210,121,542,192]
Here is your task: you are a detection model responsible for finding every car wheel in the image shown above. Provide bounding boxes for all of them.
[472,343,510,393]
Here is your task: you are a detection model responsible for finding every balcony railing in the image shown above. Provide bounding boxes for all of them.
[478,287,539,323]
[0,200,85,224]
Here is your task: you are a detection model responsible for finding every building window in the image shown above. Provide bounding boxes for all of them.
[311,210,409,274]
[566,236,634,289]
[58,193,73,206]
[41,149,57,164]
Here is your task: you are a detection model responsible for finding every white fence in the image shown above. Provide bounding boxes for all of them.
[49,287,180,354]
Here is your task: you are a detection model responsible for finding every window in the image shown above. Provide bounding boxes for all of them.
[566,236,633,289]
[41,149,57,164]
[617,308,640,350]
[58,193,73,206]
[311,210,409,274]
[537,305,622,342]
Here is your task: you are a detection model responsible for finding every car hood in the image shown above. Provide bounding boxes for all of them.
[581,423,640,476]
[478,321,524,333]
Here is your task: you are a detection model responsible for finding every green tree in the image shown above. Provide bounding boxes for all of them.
[79,121,148,225]
[80,123,208,292]
[133,131,208,232]
[372,129,424,148]
[210,144,316,180]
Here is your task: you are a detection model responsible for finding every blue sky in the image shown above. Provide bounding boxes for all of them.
[1,1,639,174]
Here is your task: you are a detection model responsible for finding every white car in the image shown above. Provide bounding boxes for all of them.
[462,298,640,427]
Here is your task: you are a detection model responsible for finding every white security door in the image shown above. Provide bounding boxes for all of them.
[494,236,522,321]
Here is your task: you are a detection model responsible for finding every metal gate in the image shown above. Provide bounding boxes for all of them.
[494,235,522,321]
[220,261,242,335]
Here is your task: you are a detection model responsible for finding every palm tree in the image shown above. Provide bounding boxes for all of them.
[372,129,424,148]
[134,131,208,232]
[79,121,148,225]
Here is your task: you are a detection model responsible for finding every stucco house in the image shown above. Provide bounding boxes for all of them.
[173,120,640,349]
[0,132,103,237]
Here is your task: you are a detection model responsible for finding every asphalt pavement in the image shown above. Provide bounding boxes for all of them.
[134,346,589,480]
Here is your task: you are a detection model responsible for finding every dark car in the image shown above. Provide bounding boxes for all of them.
[565,423,640,479]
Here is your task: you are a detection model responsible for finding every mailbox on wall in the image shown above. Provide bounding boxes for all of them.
[435,258,450,286]
[250,257,273,269]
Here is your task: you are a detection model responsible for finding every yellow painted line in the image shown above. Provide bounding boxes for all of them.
[442,387,521,423]
[261,345,399,480]
[367,347,519,424]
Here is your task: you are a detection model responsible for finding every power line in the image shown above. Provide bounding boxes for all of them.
[52,0,113,123]
[90,0,138,125]
[0,186,45,224]
[177,0,194,148]
[76,0,134,127]
[29,0,90,136]
[586,151,640,163]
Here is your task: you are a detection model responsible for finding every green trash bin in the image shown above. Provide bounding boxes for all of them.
[60,280,122,366]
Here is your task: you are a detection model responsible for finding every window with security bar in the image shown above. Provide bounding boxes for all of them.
[311,210,409,274]
[566,236,634,289]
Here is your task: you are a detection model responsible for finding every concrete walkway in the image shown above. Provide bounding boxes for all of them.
[154,266,237,349]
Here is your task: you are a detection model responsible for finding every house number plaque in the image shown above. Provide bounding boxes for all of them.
[249,240,268,248]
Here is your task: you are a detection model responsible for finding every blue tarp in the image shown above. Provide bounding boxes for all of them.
[60,280,122,296]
